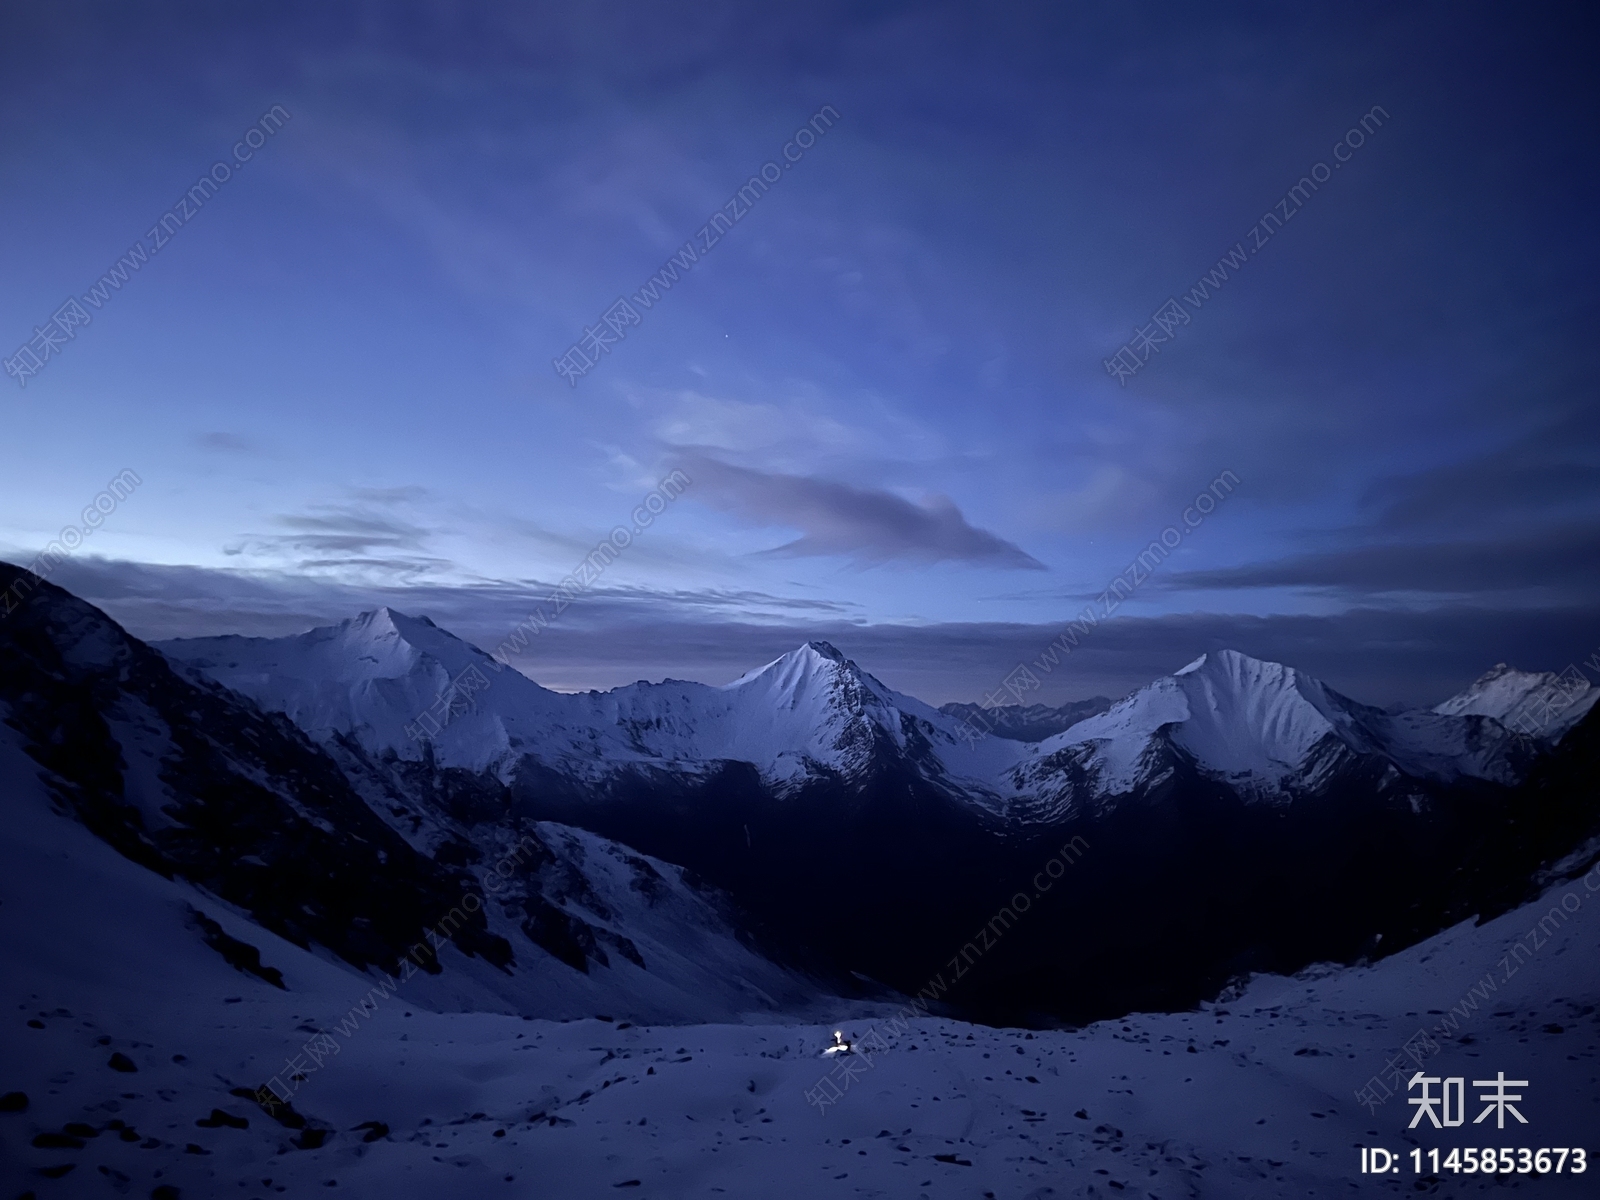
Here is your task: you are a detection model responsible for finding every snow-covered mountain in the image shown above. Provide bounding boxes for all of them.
[161,610,978,791]
[156,607,1600,1026]
[1001,649,1545,817]
[7,576,1599,1196]
[160,615,1579,817]
[0,569,829,1026]
[5,680,1596,1197]
[1432,660,1598,736]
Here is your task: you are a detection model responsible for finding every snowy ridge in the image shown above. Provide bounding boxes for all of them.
[696,641,947,782]
[1433,661,1599,739]
[1001,649,1540,808]
[162,619,986,791]
[163,616,1584,816]
[160,608,592,778]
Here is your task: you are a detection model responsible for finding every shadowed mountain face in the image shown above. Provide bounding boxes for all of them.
[0,565,511,979]
[156,603,1600,1026]
[501,709,1600,1026]
[939,698,1114,742]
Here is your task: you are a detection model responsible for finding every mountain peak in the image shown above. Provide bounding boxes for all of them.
[354,605,422,636]
[804,640,847,663]
[1046,648,1341,795]
[1172,648,1302,694]
[730,641,861,691]
[1433,661,1596,736]
[338,607,461,660]
[1433,662,1544,712]
[152,597,1578,817]
[718,641,921,773]
[1176,647,1276,672]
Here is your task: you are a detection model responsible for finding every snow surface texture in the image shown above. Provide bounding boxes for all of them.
[3,703,1596,1198]
[160,616,1573,816]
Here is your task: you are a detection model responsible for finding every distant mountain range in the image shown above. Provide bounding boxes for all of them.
[5,564,1598,1027]
[158,607,1592,818]
[154,601,1600,1022]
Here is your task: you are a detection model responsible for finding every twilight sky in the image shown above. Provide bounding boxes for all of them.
[3,2,1597,706]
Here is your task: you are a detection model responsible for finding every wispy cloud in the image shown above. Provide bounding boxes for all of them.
[195,432,257,454]
[34,554,863,646]
[223,498,448,578]
[647,387,946,473]
[1160,524,1600,600]
[1361,412,1600,532]
[350,485,430,505]
[33,554,1599,709]
[678,454,1045,570]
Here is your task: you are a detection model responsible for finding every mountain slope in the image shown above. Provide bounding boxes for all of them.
[1433,660,1598,738]
[4,693,1595,1198]
[0,573,509,980]
[1001,649,1540,818]
[162,614,1011,794]
[164,621,1567,817]
[159,608,1600,1025]
[0,567,828,1025]
[939,696,1113,741]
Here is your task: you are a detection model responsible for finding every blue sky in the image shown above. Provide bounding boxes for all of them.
[3,2,1597,705]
